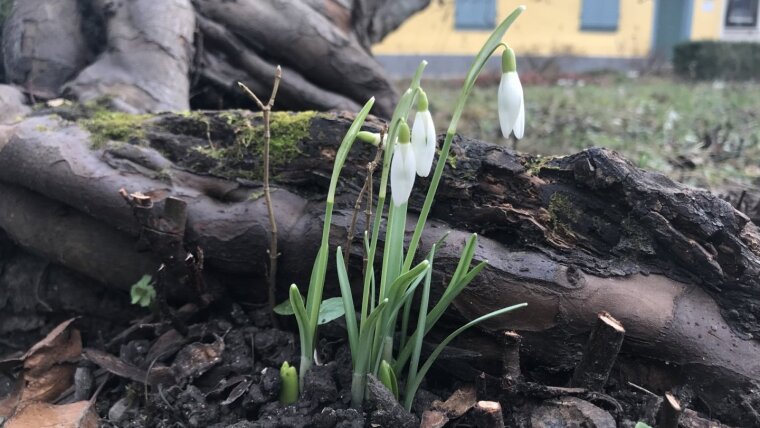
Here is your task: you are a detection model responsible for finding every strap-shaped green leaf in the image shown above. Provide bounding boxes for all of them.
[336,247,359,363]
[408,303,527,405]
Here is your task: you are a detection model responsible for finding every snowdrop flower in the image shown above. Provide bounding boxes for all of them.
[390,121,415,207]
[411,89,436,177]
[498,47,525,139]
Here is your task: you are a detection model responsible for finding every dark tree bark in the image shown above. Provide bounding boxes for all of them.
[1,108,760,425]
[1,0,423,116]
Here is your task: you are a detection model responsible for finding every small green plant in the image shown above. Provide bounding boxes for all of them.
[282,5,528,410]
[279,361,298,405]
[130,275,156,308]
[378,360,399,399]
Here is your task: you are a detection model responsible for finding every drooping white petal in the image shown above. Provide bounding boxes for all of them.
[411,110,436,177]
[498,72,524,139]
[390,142,416,206]
[513,98,525,139]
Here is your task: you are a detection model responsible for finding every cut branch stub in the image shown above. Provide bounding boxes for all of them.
[470,401,505,428]
[501,330,522,390]
[570,311,626,391]
[657,392,682,428]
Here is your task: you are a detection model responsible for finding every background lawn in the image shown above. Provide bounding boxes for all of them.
[415,76,760,192]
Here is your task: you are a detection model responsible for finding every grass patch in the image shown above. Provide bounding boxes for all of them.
[417,76,760,190]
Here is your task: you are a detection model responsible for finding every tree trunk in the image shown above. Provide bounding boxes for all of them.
[1,0,418,116]
[0,107,759,425]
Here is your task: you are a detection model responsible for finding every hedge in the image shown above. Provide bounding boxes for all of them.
[673,41,760,81]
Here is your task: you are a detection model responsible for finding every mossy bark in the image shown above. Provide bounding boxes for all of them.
[1,109,760,425]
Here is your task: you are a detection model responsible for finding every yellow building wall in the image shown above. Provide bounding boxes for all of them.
[690,0,723,40]
[374,0,655,58]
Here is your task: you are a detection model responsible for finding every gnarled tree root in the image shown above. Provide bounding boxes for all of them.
[1,110,760,425]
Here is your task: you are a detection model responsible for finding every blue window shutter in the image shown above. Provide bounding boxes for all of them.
[455,0,496,30]
[580,0,620,31]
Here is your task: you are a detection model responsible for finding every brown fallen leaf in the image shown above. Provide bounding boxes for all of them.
[5,401,98,428]
[20,318,82,404]
[433,384,477,418]
[0,318,82,420]
[82,348,175,386]
[421,384,478,428]
[171,335,224,381]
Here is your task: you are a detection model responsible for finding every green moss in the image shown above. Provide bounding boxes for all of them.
[81,110,151,148]
[237,110,315,167]
[525,154,558,175]
[193,110,316,180]
[547,192,580,237]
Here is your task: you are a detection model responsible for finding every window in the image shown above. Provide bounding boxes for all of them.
[455,0,496,30]
[580,0,620,31]
[725,0,758,27]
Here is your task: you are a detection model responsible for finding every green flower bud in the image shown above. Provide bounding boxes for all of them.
[502,47,517,73]
[356,131,381,146]
[279,361,298,405]
[416,89,429,112]
[398,120,411,144]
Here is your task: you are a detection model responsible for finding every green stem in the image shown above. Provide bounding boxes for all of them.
[402,6,525,272]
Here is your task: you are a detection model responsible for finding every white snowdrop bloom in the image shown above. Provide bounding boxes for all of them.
[498,47,525,139]
[390,121,416,207]
[411,89,436,177]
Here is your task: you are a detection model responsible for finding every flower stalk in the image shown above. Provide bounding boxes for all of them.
[282,5,529,411]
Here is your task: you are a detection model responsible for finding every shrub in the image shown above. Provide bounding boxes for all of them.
[674,41,760,81]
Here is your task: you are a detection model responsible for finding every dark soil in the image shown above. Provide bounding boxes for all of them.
[0,230,736,427]
[6,300,711,428]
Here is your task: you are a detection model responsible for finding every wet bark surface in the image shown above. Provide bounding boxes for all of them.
[1,107,759,425]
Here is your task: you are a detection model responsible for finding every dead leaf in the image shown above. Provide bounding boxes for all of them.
[171,335,224,381]
[0,318,82,419]
[5,401,97,428]
[421,384,478,427]
[83,348,175,386]
[20,319,81,404]
[220,378,252,406]
[420,409,448,428]
[432,384,477,418]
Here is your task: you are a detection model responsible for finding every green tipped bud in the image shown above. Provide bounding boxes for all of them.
[416,89,429,112]
[357,131,381,146]
[378,360,399,399]
[501,47,517,73]
[279,361,299,405]
[398,121,411,144]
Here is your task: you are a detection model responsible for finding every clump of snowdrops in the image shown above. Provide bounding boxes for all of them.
[280,5,528,410]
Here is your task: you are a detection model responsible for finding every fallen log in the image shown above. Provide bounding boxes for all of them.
[1,107,760,425]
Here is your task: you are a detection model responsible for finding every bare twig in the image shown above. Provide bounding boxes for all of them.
[344,127,386,264]
[238,67,282,327]
[501,330,522,391]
